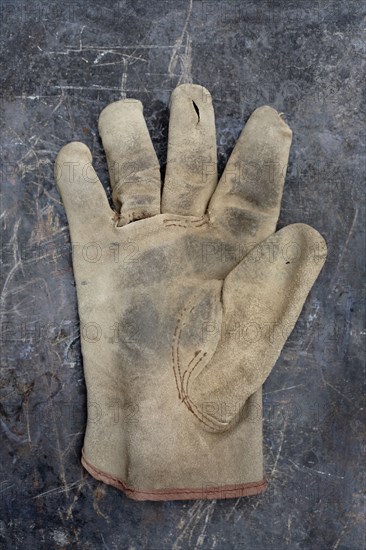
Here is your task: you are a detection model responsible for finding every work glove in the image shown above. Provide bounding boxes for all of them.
[55,84,327,501]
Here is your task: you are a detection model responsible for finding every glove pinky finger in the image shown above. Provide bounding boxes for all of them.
[55,142,115,239]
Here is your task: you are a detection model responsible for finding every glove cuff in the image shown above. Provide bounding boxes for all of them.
[81,450,267,501]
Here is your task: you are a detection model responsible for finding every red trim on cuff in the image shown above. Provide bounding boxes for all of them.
[81,451,267,501]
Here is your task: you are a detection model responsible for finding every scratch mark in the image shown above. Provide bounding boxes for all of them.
[329,207,358,296]
[168,0,193,84]
[0,481,15,493]
[265,384,305,395]
[93,484,108,519]
[288,459,345,479]
[66,471,87,519]
[79,25,86,51]
[101,534,110,550]
[303,207,358,358]
[195,501,215,548]
[51,92,65,115]
[226,498,240,520]
[271,416,288,477]
[48,45,175,56]
[285,513,293,546]
[173,501,206,549]
[33,479,81,499]
[0,219,23,324]
[64,333,80,366]
[322,378,352,402]
[93,50,147,65]
[94,50,112,64]
[53,85,122,92]
[120,57,128,99]
[22,387,33,449]
[332,515,353,549]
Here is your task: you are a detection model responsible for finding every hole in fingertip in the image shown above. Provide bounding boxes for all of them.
[192,100,200,123]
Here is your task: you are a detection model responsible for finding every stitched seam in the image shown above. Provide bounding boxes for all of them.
[163,215,208,229]
[181,352,222,431]
[172,300,197,399]
[82,453,267,497]
[171,293,229,431]
[183,353,230,430]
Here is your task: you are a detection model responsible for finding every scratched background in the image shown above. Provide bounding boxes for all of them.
[0,0,365,548]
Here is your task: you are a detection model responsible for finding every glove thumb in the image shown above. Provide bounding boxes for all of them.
[186,223,327,432]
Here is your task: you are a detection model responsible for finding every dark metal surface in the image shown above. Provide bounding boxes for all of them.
[1,1,365,548]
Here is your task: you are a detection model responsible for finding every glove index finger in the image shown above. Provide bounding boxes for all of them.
[55,141,115,239]
[209,106,293,243]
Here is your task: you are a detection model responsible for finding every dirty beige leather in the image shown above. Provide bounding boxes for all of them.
[55,84,327,501]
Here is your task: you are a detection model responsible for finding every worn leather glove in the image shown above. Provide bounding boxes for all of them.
[55,84,327,501]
